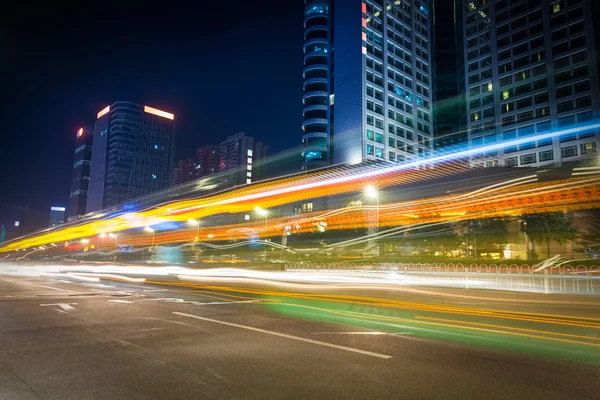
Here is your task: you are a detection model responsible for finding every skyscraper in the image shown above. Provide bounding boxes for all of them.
[67,126,93,221]
[218,132,269,187]
[195,145,219,178]
[87,102,175,212]
[49,206,65,227]
[456,0,600,168]
[302,0,435,169]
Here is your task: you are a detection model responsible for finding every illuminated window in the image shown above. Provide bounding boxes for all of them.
[552,2,561,13]
[502,90,511,100]
[244,215,250,221]
[246,178,252,184]
[302,203,313,213]
[247,149,253,156]
[467,2,475,12]
[581,142,597,155]
[154,144,158,149]
[152,174,157,179]
[247,165,252,171]
[14,221,19,227]
[487,82,493,92]
[247,157,252,164]
[247,172,252,177]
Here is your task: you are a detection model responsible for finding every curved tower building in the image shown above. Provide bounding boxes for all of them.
[302,0,332,170]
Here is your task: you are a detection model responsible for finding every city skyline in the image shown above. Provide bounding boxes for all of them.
[0,0,305,209]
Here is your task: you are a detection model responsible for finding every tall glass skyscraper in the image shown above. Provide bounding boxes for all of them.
[302,0,435,169]
[456,0,600,168]
[67,126,93,221]
[86,102,175,213]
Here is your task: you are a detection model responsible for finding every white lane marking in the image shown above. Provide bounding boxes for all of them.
[108,300,134,304]
[83,283,116,288]
[40,303,77,311]
[144,289,168,292]
[2,277,73,292]
[173,312,392,359]
[32,284,73,292]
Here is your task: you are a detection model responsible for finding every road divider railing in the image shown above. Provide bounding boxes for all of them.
[284,262,600,294]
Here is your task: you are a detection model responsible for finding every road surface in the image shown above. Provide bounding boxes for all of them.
[0,274,599,400]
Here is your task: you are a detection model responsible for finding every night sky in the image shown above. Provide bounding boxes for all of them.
[0,1,304,209]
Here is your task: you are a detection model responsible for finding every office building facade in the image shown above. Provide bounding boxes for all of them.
[49,206,65,227]
[67,126,94,221]
[456,0,600,168]
[87,102,175,212]
[218,132,269,187]
[302,0,435,168]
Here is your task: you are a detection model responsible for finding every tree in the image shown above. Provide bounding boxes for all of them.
[522,212,578,258]
[462,218,509,259]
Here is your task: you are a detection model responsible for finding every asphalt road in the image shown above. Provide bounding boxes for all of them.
[1,275,599,400]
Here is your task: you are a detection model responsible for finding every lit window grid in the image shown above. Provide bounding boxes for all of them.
[362,1,434,164]
[460,0,599,168]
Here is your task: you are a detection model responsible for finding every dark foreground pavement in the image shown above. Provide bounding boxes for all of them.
[0,275,598,400]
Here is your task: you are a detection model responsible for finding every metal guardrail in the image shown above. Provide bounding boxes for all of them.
[284,262,600,294]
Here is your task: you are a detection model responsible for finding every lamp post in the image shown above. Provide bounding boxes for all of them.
[144,227,155,247]
[108,233,118,250]
[187,219,200,263]
[364,185,379,230]
[254,206,268,229]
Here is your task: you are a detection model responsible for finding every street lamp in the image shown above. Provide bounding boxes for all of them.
[99,233,106,250]
[144,227,155,247]
[187,219,200,262]
[364,185,379,230]
[187,218,200,240]
[254,206,268,228]
[108,233,118,250]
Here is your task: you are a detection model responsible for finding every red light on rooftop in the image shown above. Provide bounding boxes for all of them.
[77,128,84,137]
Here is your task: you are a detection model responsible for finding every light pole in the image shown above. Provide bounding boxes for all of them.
[108,233,118,250]
[187,219,200,263]
[144,227,155,247]
[254,206,268,229]
[364,185,379,230]
[99,233,106,250]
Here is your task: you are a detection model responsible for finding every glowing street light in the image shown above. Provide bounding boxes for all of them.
[80,239,89,244]
[364,185,379,231]
[144,227,155,247]
[187,219,201,262]
[187,218,200,240]
[364,185,378,199]
[254,206,268,229]
[99,233,106,250]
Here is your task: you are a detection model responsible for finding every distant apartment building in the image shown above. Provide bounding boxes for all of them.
[456,0,600,168]
[67,126,93,221]
[49,206,65,227]
[171,158,197,186]
[218,132,269,187]
[195,145,219,178]
[87,102,175,212]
